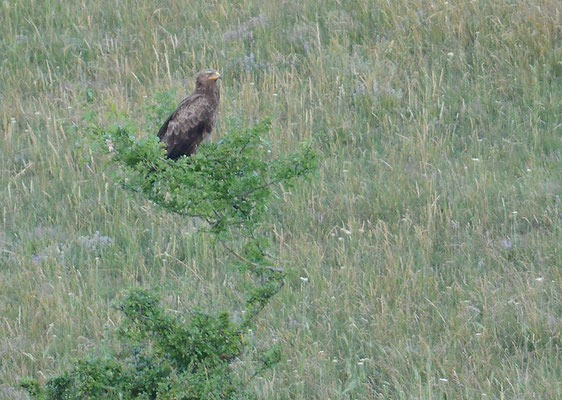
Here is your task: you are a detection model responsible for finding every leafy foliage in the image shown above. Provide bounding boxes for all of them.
[97,118,316,234]
[21,289,244,399]
[21,116,316,399]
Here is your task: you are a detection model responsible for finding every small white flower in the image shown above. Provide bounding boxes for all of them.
[106,139,115,152]
[471,157,480,161]
[34,111,41,115]
[526,168,531,172]
[535,277,543,282]
[300,276,309,282]
[338,237,344,241]
[357,362,364,366]
[447,52,454,57]
[439,378,448,382]
[332,359,338,363]
[273,93,278,97]
[67,106,73,109]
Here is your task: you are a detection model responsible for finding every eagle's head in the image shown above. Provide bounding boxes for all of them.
[195,69,222,91]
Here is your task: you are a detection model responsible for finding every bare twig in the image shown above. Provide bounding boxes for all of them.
[218,238,283,274]
[237,179,277,199]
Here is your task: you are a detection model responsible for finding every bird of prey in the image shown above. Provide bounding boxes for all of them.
[157,69,221,159]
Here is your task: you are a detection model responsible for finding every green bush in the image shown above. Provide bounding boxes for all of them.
[21,288,244,399]
[21,116,316,399]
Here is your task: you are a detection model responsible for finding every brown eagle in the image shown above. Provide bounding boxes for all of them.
[157,69,221,159]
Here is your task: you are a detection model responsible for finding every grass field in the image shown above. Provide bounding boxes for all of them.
[1,0,560,398]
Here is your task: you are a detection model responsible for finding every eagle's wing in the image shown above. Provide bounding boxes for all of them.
[157,94,213,159]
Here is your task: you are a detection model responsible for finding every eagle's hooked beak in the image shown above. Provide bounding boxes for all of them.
[210,71,222,81]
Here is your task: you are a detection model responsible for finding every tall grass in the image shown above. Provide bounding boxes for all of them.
[1,0,560,398]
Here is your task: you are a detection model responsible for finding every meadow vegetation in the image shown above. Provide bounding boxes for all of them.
[1,0,560,398]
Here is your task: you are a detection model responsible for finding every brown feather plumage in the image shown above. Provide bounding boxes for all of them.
[158,69,221,159]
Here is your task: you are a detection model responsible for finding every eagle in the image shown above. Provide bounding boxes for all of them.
[157,69,222,159]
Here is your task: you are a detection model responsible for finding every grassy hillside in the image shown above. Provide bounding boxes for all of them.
[1,0,560,398]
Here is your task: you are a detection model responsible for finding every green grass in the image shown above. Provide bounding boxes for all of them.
[1,0,560,398]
